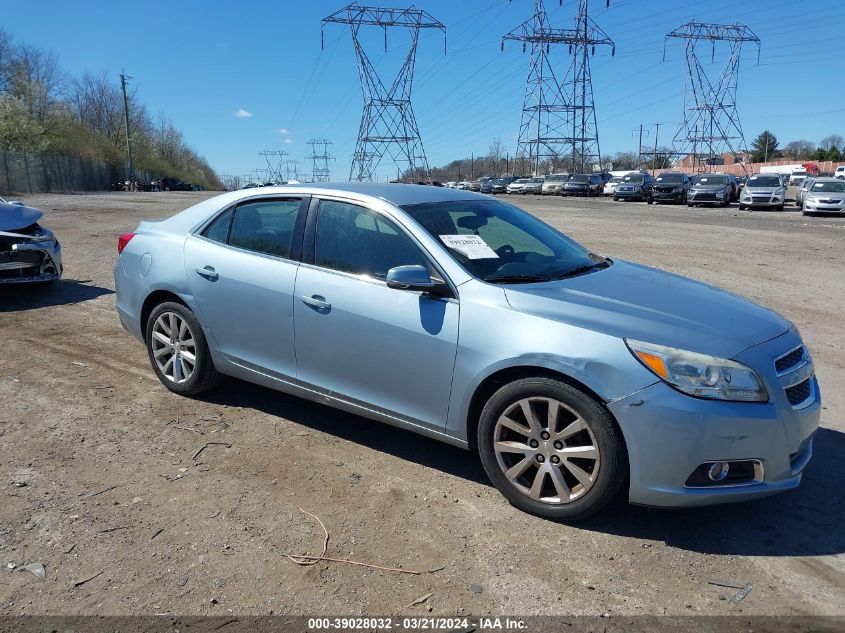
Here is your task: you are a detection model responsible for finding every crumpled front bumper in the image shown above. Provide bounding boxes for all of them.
[0,229,63,284]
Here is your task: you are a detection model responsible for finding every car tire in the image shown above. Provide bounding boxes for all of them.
[477,377,627,521]
[776,204,784,211]
[613,197,619,202]
[687,203,693,207]
[738,205,745,211]
[145,301,221,396]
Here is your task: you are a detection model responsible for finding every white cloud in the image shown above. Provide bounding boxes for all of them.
[234,108,253,118]
[283,138,294,144]
[278,128,291,135]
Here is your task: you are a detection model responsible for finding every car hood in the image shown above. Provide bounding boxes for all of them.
[691,184,726,191]
[0,202,43,231]
[503,260,788,359]
[744,186,781,194]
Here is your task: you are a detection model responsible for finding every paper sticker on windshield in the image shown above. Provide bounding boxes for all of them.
[439,234,499,259]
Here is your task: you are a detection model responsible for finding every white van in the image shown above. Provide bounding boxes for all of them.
[835,166,845,180]
[789,169,807,186]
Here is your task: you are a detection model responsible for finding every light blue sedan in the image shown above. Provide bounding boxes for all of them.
[114,184,819,520]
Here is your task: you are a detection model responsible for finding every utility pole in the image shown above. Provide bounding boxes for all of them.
[120,71,134,186]
[632,124,648,168]
[322,5,446,182]
[652,122,661,174]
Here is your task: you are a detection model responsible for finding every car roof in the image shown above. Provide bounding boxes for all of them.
[810,177,840,183]
[251,182,483,206]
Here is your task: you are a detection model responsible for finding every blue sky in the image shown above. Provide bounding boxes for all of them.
[6,0,844,182]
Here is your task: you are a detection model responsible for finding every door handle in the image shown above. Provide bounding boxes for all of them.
[300,294,331,311]
[195,266,219,281]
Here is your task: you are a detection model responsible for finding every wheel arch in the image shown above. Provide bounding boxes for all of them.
[464,365,612,453]
[140,289,191,342]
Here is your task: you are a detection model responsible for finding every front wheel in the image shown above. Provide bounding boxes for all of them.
[145,301,221,395]
[477,377,627,521]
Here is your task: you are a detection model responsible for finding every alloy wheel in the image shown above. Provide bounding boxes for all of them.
[493,397,600,504]
[150,311,197,384]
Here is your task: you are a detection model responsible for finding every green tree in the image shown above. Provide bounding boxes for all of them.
[750,130,779,163]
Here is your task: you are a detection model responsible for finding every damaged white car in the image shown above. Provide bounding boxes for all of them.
[0,198,63,285]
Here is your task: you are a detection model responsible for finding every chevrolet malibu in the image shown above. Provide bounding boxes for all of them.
[114,184,819,520]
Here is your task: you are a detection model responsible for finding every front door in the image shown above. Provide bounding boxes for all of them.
[293,199,459,430]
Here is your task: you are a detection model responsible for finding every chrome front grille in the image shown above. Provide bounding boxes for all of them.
[775,345,814,408]
[775,346,804,373]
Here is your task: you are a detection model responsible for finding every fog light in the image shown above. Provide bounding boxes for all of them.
[708,461,730,481]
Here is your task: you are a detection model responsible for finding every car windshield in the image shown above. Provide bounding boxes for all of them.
[623,174,644,183]
[810,181,845,193]
[530,177,544,183]
[655,174,683,183]
[608,177,622,184]
[568,175,590,183]
[694,176,727,185]
[792,171,805,176]
[545,175,566,182]
[514,179,530,184]
[402,199,608,284]
[747,175,781,187]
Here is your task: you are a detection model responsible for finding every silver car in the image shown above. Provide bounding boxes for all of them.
[738,174,787,210]
[795,177,816,208]
[1,199,63,285]
[115,184,819,520]
[541,174,568,195]
[802,177,845,215]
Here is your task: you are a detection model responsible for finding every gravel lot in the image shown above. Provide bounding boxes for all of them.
[1,190,844,617]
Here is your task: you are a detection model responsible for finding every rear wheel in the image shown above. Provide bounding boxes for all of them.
[145,301,221,395]
[477,377,627,521]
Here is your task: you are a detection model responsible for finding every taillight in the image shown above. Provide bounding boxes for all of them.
[118,232,136,255]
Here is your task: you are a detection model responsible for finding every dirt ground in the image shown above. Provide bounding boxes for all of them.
[1,190,844,617]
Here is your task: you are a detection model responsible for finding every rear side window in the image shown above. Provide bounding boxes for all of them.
[202,208,234,244]
[228,199,301,258]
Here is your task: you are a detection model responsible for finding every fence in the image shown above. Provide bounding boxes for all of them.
[0,151,116,196]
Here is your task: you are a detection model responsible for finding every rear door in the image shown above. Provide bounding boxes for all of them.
[183,196,308,379]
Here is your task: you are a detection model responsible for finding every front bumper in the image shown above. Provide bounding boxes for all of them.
[542,185,562,195]
[652,190,685,203]
[803,199,845,213]
[562,186,590,196]
[615,188,645,200]
[740,193,784,208]
[608,332,820,508]
[0,237,63,284]
[688,191,728,205]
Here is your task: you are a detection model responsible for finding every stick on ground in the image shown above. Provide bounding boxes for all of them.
[284,507,420,575]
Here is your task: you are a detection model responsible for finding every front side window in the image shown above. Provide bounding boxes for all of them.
[226,199,302,258]
[314,200,429,279]
[403,199,606,284]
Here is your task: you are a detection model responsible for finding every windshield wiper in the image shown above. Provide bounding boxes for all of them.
[548,261,609,280]
[484,273,550,284]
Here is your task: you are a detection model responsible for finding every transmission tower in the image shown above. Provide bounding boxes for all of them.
[258,150,288,182]
[284,160,305,182]
[505,1,614,175]
[306,139,336,182]
[665,21,760,175]
[322,4,446,182]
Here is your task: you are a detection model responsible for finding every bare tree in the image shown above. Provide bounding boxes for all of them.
[9,43,63,121]
[783,140,815,160]
[820,134,844,151]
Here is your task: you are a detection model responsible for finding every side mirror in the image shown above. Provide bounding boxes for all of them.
[386,265,439,292]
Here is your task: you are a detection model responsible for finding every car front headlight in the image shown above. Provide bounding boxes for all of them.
[625,339,768,402]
